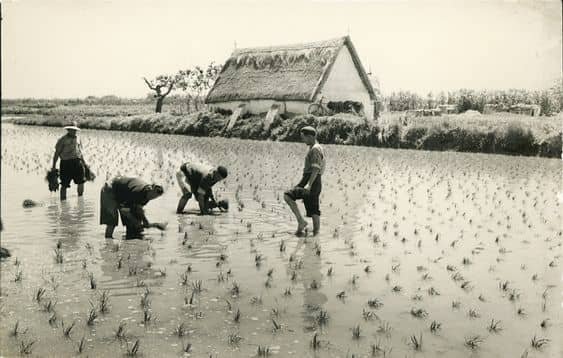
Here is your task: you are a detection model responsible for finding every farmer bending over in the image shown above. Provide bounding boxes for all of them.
[176,163,228,215]
[284,126,325,236]
[52,121,87,201]
[100,176,167,239]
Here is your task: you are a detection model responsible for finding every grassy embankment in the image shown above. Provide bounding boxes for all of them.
[2,102,561,158]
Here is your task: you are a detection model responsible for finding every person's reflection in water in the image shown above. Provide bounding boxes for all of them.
[45,196,95,254]
[290,237,328,332]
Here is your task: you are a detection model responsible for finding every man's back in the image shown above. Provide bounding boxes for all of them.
[111,176,149,206]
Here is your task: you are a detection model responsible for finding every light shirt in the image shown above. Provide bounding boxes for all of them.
[303,142,325,175]
[55,134,83,160]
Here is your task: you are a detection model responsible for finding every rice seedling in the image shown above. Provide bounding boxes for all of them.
[54,247,64,264]
[315,309,329,326]
[19,338,35,355]
[140,290,151,309]
[327,266,333,276]
[370,340,392,357]
[461,281,472,291]
[352,324,361,339]
[462,257,472,265]
[61,319,77,338]
[508,289,520,301]
[14,268,23,282]
[488,319,502,333]
[34,287,46,302]
[233,308,241,323]
[427,287,440,296]
[517,307,527,317]
[125,339,141,356]
[175,323,188,338]
[364,265,371,273]
[185,290,196,306]
[191,280,203,293]
[128,265,138,276]
[115,321,127,340]
[279,240,286,252]
[271,318,281,331]
[452,300,461,309]
[290,271,297,281]
[540,319,550,329]
[77,336,86,354]
[409,333,423,351]
[283,287,292,296]
[228,333,243,345]
[98,290,110,313]
[336,291,346,300]
[421,272,432,281]
[88,272,97,289]
[43,299,56,313]
[391,285,402,293]
[180,271,190,286]
[310,332,321,350]
[310,279,319,289]
[136,279,146,288]
[430,320,441,333]
[250,295,263,305]
[410,307,428,319]
[11,321,28,337]
[82,259,88,269]
[499,280,510,291]
[468,308,480,319]
[367,298,383,309]
[143,308,156,324]
[363,309,379,321]
[464,335,484,350]
[446,264,457,272]
[257,345,270,356]
[87,306,98,326]
[48,312,58,326]
[255,255,263,269]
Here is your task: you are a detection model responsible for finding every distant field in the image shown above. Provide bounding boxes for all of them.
[2,100,561,158]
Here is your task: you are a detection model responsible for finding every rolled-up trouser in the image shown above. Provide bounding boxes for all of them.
[284,173,322,217]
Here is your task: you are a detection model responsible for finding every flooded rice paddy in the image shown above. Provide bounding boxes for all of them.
[0,123,561,357]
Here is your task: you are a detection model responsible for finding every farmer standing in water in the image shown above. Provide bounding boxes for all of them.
[100,176,167,239]
[176,163,228,215]
[52,121,87,201]
[284,126,325,236]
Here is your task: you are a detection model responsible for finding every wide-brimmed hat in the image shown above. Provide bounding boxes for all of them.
[64,121,81,131]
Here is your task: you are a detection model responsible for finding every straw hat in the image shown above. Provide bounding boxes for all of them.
[64,121,81,131]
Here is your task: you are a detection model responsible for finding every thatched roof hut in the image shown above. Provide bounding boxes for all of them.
[206,36,379,119]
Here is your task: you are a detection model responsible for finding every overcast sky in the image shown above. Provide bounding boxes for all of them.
[2,0,561,98]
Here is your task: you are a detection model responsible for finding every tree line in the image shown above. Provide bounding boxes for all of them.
[383,80,563,115]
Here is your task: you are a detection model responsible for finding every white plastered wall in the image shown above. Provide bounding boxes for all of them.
[317,46,374,119]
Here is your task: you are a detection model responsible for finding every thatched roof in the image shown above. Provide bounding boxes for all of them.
[205,36,376,104]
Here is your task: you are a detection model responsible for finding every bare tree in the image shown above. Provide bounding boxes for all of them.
[143,75,176,113]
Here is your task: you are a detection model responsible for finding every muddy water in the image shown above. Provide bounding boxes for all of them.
[0,124,561,358]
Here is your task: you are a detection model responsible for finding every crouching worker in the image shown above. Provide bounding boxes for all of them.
[100,176,167,239]
[176,163,228,215]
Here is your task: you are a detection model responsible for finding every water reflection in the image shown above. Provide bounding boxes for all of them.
[45,196,95,253]
[290,238,328,332]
